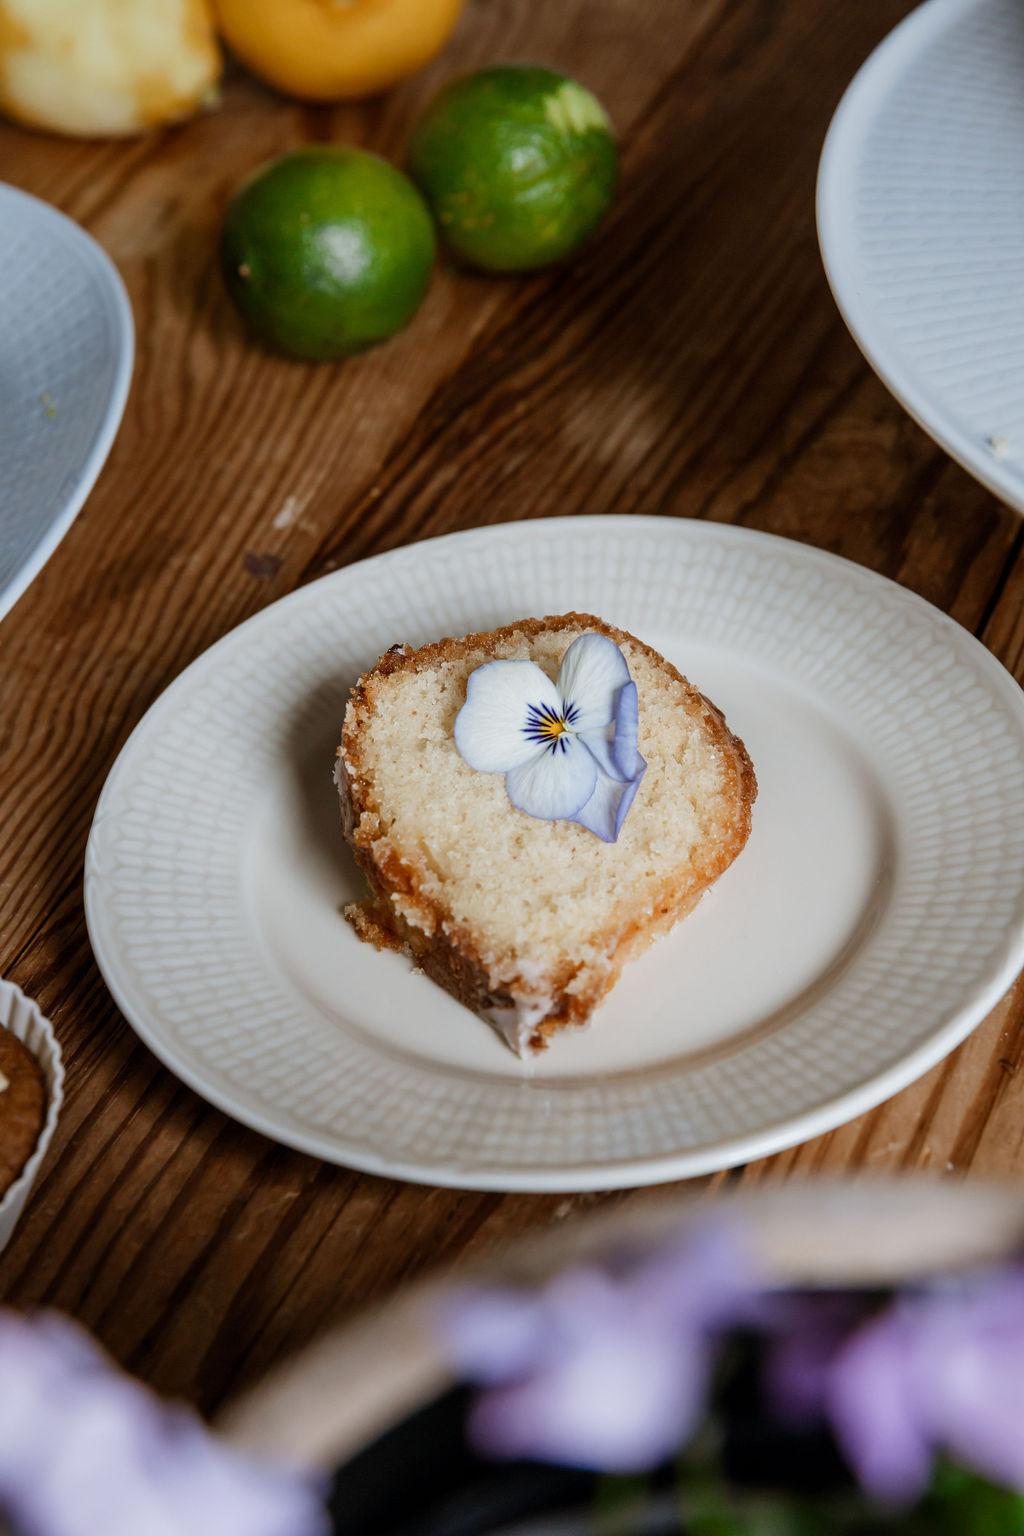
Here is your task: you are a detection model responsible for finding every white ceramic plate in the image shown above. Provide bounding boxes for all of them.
[84,518,1024,1191]
[818,0,1024,512]
[0,183,133,624]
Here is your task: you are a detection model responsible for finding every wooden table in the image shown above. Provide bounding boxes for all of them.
[2,0,1023,1418]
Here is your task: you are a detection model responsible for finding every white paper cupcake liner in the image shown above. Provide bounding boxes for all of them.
[0,979,64,1256]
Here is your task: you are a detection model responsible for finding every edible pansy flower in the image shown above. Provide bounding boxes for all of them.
[453,632,646,842]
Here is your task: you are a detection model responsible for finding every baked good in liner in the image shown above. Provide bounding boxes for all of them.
[336,613,755,1056]
[0,1028,47,1199]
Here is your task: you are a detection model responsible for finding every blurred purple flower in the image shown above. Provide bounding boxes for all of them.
[0,1311,327,1536]
[828,1269,1024,1503]
[440,1224,757,1474]
[769,1268,1024,1505]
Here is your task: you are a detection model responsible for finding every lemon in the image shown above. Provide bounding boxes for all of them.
[222,147,435,361]
[210,0,464,102]
[408,65,617,273]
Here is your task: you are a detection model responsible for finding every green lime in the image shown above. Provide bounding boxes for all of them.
[408,65,617,273]
[222,146,436,361]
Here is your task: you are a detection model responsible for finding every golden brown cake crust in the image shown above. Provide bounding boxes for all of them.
[338,613,757,1052]
[0,1029,46,1198]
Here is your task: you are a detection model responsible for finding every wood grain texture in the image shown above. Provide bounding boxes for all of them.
[2,0,1023,1417]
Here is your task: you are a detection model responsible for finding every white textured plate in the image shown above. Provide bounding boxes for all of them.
[818,0,1024,510]
[85,518,1024,1191]
[0,183,133,623]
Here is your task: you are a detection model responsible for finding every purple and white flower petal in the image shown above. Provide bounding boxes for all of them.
[575,724,622,783]
[829,1269,1024,1502]
[555,633,631,734]
[571,761,645,842]
[618,1224,759,1329]
[825,1306,933,1504]
[573,683,646,838]
[920,1274,1024,1492]
[506,736,598,821]
[467,1315,709,1473]
[768,1266,1024,1505]
[0,1311,327,1536]
[440,1288,551,1384]
[576,682,639,783]
[454,634,646,842]
[440,1224,755,1475]
[610,682,643,780]
[454,660,562,773]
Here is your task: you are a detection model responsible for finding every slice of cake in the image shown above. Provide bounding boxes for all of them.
[336,613,756,1056]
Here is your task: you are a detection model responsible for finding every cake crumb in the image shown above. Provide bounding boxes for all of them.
[987,434,1012,459]
[344,900,405,953]
[272,495,301,530]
